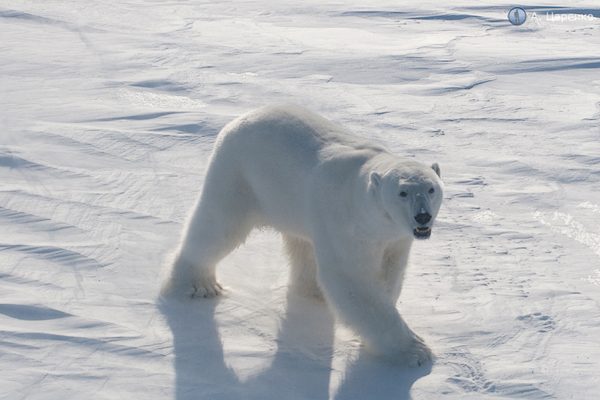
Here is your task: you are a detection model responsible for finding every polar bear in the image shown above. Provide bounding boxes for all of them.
[162,104,444,366]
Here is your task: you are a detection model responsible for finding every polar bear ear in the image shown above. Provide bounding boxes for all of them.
[370,171,381,188]
[431,163,441,178]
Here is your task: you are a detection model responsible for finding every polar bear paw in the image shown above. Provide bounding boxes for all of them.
[161,273,224,300]
[401,336,434,368]
[189,279,224,299]
[377,333,434,367]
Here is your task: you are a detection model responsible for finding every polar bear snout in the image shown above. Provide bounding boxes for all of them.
[413,212,433,239]
[414,212,432,225]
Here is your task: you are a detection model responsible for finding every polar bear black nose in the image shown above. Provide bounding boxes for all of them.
[414,212,431,225]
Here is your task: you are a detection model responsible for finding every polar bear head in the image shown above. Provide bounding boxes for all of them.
[369,162,443,240]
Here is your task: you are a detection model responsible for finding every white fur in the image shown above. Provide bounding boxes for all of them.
[162,104,444,366]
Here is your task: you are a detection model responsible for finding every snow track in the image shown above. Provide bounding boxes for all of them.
[1,1,599,399]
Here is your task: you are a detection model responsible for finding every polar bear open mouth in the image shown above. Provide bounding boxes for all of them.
[413,226,431,239]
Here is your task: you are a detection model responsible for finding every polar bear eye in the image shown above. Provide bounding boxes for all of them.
[400,191,408,197]
[429,188,435,194]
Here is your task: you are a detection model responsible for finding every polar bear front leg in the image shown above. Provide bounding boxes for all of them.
[381,237,413,304]
[314,238,433,366]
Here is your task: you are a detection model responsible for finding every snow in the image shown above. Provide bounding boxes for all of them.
[1,1,599,399]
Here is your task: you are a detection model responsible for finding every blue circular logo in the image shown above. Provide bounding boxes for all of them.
[508,7,527,25]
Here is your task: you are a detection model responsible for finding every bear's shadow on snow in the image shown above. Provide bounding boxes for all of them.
[159,292,431,400]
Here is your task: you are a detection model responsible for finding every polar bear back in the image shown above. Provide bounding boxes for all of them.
[208,104,390,234]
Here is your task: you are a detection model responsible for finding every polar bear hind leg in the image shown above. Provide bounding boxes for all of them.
[162,162,258,299]
[283,235,324,300]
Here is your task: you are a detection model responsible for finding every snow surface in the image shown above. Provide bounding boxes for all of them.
[1,1,600,399]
